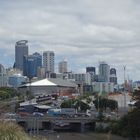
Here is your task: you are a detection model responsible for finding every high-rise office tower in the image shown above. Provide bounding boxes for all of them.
[43,51,55,73]
[99,61,110,82]
[32,52,42,68]
[58,59,68,73]
[23,55,36,78]
[110,68,117,84]
[110,68,116,75]
[86,67,96,83]
[15,40,28,71]
[23,53,42,78]
[86,67,96,74]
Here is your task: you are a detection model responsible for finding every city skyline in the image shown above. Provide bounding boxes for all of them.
[0,0,140,83]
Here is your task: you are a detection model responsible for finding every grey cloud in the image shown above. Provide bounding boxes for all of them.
[0,0,140,82]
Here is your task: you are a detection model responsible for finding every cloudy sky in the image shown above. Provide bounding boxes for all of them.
[0,0,140,83]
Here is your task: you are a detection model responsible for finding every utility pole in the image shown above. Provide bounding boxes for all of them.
[123,66,126,91]
[98,95,99,113]
[123,66,126,111]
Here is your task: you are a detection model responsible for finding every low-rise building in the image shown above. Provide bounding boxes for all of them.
[92,82,114,94]
[8,74,27,88]
[19,78,77,96]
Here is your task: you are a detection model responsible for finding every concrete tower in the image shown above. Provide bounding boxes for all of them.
[15,40,28,71]
[99,61,110,82]
[110,68,117,84]
[58,59,68,73]
[43,51,55,74]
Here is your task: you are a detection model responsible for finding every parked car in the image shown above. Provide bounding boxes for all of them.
[32,112,44,117]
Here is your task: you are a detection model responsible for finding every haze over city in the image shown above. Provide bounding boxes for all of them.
[0,0,140,83]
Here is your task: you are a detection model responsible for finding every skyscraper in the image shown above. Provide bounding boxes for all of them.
[98,61,110,82]
[86,67,96,74]
[110,68,116,75]
[23,55,36,78]
[110,68,117,84]
[23,53,42,78]
[32,52,42,68]
[15,40,28,71]
[43,51,55,74]
[86,67,96,82]
[58,59,68,73]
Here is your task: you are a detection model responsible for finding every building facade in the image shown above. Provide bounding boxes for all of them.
[98,62,110,82]
[15,40,28,71]
[86,66,96,82]
[32,52,42,68]
[37,67,46,79]
[58,60,68,73]
[43,51,55,74]
[86,67,96,74]
[23,52,42,78]
[8,74,27,88]
[92,82,114,94]
[110,68,117,84]
[0,64,7,87]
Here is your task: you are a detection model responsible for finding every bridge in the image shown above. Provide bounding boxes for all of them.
[16,116,97,132]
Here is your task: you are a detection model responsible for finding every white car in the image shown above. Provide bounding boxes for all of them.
[32,112,44,117]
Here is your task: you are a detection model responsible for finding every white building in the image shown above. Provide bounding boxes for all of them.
[55,72,92,85]
[133,81,140,90]
[0,64,7,87]
[68,73,91,85]
[58,60,68,73]
[43,51,55,73]
[19,78,77,96]
[37,67,46,79]
[6,68,23,76]
[6,68,24,87]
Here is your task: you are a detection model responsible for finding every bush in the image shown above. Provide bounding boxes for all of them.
[0,122,30,140]
[0,122,47,140]
[110,108,140,138]
[0,87,19,100]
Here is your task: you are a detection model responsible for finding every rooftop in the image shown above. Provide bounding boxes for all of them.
[25,78,77,88]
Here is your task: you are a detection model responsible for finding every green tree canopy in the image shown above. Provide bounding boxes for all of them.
[132,88,140,108]
[93,97,118,111]
[61,99,90,111]
[0,87,18,100]
[111,88,140,138]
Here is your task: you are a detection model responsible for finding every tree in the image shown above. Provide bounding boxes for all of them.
[61,99,90,111]
[93,97,118,111]
[0,87,18,100]
[132,88,140,108]
[111,88,140,138]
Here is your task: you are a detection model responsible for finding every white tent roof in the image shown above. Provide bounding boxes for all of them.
[26,78,57,86]
[25,78,76,88]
